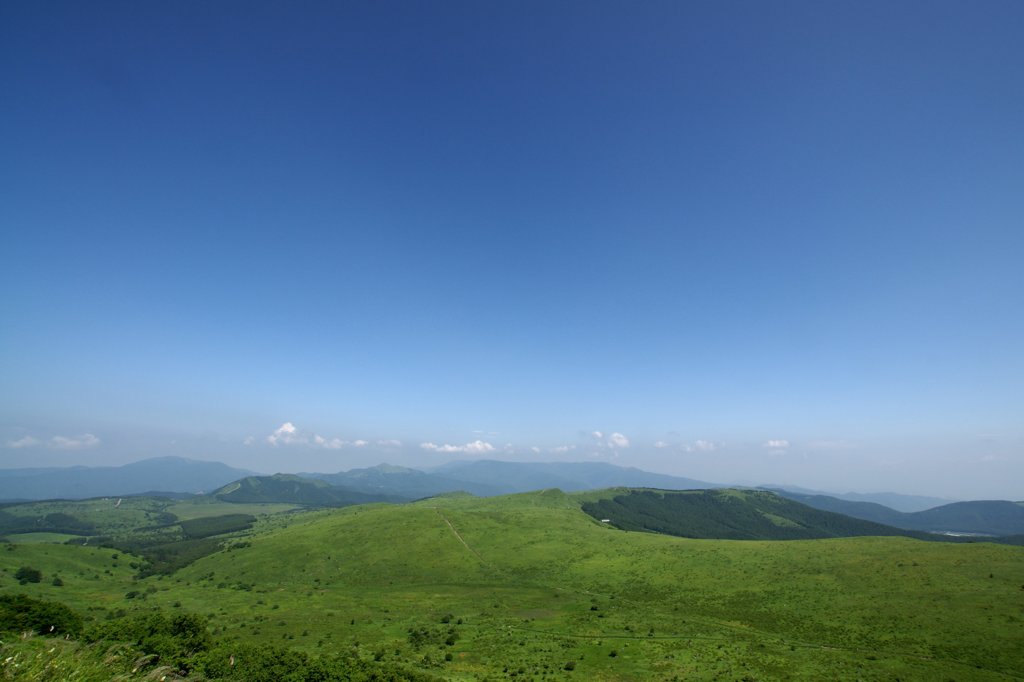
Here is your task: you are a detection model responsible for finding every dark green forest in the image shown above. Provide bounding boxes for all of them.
[581,489,936,540]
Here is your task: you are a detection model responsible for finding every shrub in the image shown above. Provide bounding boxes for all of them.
[15,566,42,584]
[89,610,213,672]
[0,594,82,636]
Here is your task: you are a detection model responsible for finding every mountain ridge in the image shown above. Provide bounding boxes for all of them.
[771,489,1024,536]
[0,456,253,501]
[213,473,404,507]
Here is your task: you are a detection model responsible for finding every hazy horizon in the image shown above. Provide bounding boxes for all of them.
[2,3,1022,501]
[0,450,967,503]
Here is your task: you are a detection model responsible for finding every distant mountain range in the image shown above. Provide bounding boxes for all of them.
[761,484,952,513]
[0,456,252,501]
[303,463,507,498]
[3,457,1020,537]
[213,473,402,506]
[770,489,1024,537]
[429,459,718,494]
[298,460,717,500]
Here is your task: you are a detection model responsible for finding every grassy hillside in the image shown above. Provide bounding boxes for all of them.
[0,497,175,540]
[1,490,1022,680]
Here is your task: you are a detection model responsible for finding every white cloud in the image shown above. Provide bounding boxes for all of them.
[551,444,576,454]
[314,435,347,449]
[266,422,372,450]
[763,439,790,450]
[242,436,255,446]
[530,446,541,453]
[267,422,304,446]
[653,438,721,452]
[806,440,854,451]
[420,440,496,454]
[6,433,100,450]
[377,439,402,447]
[677,440,721,453]
[587,431,629,450]
[50,433,100,450]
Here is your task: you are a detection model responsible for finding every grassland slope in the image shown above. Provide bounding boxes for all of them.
[149,490,1024,679]
[2,490,1023,680]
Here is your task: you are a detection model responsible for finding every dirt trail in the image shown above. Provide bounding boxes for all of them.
[434,509,487,564]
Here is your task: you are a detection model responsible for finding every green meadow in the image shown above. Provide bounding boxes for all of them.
[2,490,1023,680]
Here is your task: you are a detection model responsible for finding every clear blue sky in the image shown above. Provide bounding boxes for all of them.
[2,1,1022,498]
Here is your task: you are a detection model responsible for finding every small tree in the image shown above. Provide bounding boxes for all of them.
[15,566,42,584]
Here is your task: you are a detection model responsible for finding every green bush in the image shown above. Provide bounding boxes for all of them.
[0,594,83,636]
[89,610,213,672]
[14,565,42,584]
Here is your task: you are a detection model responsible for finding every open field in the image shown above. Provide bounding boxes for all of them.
[1,490,1023,680]
[165,500,299,521]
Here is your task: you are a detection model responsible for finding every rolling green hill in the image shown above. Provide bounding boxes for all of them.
[579,488,935,540]
[1,489,1022,680]
[902,500,1024,535]
[213,474,404,506]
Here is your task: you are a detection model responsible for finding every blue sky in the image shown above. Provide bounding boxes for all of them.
[2,1,1022,499]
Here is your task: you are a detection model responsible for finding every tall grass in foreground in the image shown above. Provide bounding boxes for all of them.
[0,636,183,681]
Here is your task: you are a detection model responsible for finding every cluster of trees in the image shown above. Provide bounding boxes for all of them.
[63,514,257,578]
[582,489,920,541]
[0,510,98,537]
[94,535,224,577]
[585,485,929,540]
[14,565,42,584]
[179,514,256,540]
